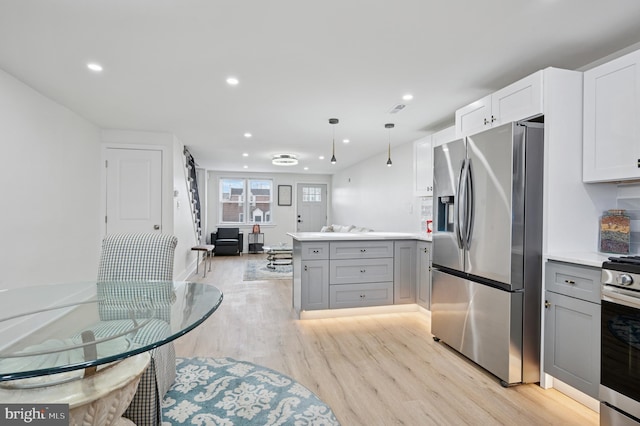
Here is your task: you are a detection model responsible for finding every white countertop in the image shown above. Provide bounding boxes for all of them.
[288,232,432,242]
[544,251,612,268]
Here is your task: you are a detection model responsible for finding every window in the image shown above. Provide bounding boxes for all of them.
[219,178,273,224]
[302,186,322,202]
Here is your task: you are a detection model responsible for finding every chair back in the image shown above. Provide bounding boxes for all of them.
[217,227,239,239]
[97,233,178,281]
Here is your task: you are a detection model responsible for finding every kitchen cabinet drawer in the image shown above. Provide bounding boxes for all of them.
[330,258,394,284]
[544,290,600,398]
[300,242,330,260]
[329,282,394,309]
[330,241,394,259]
[545,261,601,304]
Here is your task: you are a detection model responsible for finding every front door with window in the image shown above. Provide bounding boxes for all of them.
[296,184,327,232]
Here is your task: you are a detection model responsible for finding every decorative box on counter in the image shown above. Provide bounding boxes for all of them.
[600,209,631,254]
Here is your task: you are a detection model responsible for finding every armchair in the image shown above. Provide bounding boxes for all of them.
[97,232,178,426]
[211,228,243,255]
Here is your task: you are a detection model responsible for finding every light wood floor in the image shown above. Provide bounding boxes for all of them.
[175,254,598,425]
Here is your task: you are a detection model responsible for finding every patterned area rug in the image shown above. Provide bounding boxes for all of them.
[243,260,292,281]
[162,357,340,425]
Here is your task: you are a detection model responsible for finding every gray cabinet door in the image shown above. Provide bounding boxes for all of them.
[394,241,416,304]
[416,242,431,309]
[301,260,329,310]
[544,290,600,398]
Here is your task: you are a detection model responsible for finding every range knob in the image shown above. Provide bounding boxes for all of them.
[616,274,634,286]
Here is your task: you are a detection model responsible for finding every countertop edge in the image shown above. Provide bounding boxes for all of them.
[544,252,611,268]
[287,232,432,242]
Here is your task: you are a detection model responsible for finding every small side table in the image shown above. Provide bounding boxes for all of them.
[191,244,215,277]
[248,233,264,253]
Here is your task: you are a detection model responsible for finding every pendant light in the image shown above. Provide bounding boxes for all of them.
[385,123,394,167]
[329,118,339,164]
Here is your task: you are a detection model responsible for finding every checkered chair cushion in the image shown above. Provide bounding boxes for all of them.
[97,233,178,426]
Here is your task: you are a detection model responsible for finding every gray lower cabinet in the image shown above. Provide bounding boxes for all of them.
[394,241,416,304]
[301,260,329,310]
[297,239,428,311]
[416,241,431,309]
[544,261,601,399]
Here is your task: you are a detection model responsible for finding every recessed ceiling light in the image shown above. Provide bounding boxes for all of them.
[87,63,103,72]
[242,153,249,157]
[304,167,309,171]
[244,132,252,138]
[319,155,325,160]
[402,94,414,101]
[343,139,350,144]
[243,165,248,169]
[226,77,239,85]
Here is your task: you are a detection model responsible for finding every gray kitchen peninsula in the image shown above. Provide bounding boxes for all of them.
[288,232,431,319]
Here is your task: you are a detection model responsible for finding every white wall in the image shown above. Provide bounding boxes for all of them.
[207,170,332,248]
[0,69,102,289]
[331,141,421,232]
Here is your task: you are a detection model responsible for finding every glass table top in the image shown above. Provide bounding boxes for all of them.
[0,281,223,386]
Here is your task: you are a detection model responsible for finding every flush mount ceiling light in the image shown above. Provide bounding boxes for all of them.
[329,118,339,164]
[385,123,394,167]
[87,62,103,72]
[272,154,298,166]
[226,76,239,85]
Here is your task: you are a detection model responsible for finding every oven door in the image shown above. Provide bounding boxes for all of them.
[601,285,640,421]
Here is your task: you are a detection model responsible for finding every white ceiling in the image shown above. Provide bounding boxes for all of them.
[2,1,640,174]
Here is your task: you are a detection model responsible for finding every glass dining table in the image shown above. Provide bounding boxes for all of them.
[0,281,223,425]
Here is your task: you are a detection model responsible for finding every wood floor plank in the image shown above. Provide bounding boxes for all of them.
[175,254,598,425]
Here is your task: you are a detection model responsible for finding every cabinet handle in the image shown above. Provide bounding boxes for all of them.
[491,115,496,123]
[637,158,639,168]
[304,265,308,271]
[483,118,489,125]
[360,269,366,273]
[312,250,319,253]
[360,249,367,253]
[564,279,576,285]
[545,300,551,309]
[360,294,365,298]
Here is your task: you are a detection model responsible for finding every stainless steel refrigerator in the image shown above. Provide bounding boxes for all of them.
[431,121,543,386]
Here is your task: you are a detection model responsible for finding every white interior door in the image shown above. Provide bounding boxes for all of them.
[105,148,162,234]
[296,184,327,232]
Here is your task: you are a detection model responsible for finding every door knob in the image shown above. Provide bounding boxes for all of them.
[153,225,160,230]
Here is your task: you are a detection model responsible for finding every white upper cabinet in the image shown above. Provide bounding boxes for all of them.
[414,135,433,196]
[455,70,544,138]
[583,49,640,182]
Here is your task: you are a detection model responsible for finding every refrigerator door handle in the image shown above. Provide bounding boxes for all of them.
[464,158,474,250]
[456,159,467,250]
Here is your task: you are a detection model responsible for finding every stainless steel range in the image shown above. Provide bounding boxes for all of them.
[601,255,640,425]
